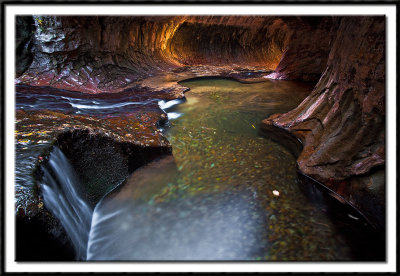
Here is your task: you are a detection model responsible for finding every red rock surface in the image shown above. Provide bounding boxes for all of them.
[16,16,292,93]
[15,15,385,225]
[266,17,339,82]
[16,14,385,183]
[15,16,341,92]
[264,16,384,181]
[263,17,385,217]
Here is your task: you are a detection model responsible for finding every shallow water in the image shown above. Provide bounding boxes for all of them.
[87,79,377,261]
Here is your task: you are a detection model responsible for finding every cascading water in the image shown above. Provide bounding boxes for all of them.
[158,98,185,120]
[40,146,92,260]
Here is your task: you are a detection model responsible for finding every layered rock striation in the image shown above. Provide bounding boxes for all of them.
[16,15,385,229]
[16,16,326,93]
[264,16,385,182]
[263,17,385,229]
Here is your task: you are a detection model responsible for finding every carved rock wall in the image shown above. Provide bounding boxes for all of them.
[264,16,385,181]
[266,16,339,82]
[168,16,289,68]
[16,16,331,93]
[15,16,386,222]
[17,16,183,93]
[263,17,385,227]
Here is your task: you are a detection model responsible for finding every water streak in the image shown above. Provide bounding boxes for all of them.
[167,112,183,120]
[158,99,185,110]
[16,88,157,116]
[159,99,185,121]
[40,147,92,260]
[68,101,144,110]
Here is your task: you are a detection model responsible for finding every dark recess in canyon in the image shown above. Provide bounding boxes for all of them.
[15,15,386,259]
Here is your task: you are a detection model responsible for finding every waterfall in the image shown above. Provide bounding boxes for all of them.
[158,99,185,121]
[40,146,92,260]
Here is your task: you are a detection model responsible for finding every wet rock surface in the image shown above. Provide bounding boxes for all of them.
[14,15,386,260]
[267,17,339,82]
[263,16,385,230]
[15,16,309,94]
[15,16,34,77]
[15,84,172,260]
[55,130,172,206]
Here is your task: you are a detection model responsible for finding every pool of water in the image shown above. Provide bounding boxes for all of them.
[87,78,383,261]
[18,78,384,261]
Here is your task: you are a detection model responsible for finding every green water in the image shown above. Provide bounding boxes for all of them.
[163,79,311,198]
[88,78,373,260]
[160,79,352,260]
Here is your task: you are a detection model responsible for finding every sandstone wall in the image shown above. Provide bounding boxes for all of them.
[16,16,331,93]
[168,16,289,68]
[263,17,385,227]
[266,16,339,82]
[264,16,385,182]
[17,16,183,93]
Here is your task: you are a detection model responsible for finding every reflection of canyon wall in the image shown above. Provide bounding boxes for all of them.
[16,16,385,227]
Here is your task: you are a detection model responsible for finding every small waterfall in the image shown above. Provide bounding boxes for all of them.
[40,146,92,260]
[158,99,185,120]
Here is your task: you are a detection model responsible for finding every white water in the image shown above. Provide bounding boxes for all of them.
[86,191,264,260]
[68,101,144,109]
[158,99,184,120]
[166,112,182,120]
[158,99,184,110]
[40,147,92,260]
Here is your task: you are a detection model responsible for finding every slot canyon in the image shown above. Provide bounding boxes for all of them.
[14,15,385,261]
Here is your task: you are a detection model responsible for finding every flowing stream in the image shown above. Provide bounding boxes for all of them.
[17,78,384,261]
